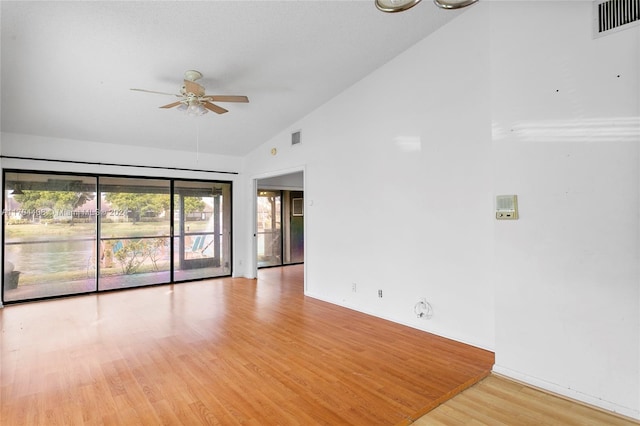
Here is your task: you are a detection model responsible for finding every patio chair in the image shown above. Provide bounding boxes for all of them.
[113,240,124,254]
[186,236,204,258]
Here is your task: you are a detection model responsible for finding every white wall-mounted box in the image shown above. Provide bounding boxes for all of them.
[496,195,518,220]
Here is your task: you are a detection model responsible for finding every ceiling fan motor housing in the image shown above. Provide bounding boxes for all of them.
[184,70,203,81]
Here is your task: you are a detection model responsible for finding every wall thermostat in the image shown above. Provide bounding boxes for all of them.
[496,195,518,220]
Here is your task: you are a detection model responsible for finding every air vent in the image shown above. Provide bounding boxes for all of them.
[594,0,640,37]
[291,130,301,146]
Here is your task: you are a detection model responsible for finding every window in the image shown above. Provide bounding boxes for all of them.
[2,170,232,303]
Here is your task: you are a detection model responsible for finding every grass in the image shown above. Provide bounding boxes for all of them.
[16,262,172,286]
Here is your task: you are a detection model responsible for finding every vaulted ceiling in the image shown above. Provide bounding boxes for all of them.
[1,1,466,157]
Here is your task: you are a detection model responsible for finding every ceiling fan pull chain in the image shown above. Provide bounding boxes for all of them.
[196,120,200,164]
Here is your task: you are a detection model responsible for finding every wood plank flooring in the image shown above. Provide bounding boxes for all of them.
[414,374,639,426]
[1,265,494,425]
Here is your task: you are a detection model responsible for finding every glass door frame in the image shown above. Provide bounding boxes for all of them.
[256,189,283,268]
[173,180,232,282]
[97,175,173,291]
[2,169,233,304]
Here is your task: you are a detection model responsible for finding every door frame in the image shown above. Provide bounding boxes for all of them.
[251,166,305,291]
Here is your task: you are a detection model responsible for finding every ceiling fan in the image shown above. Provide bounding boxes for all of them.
[131,70,249,116]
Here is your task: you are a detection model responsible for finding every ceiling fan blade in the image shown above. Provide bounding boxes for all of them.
[203,102,228,114]
[159,101,183,109]
[131,88,179,97]
[208,95,249,103]
[184,79,205,97]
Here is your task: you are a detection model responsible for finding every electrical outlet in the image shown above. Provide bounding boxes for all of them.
[378,289,383,298]
[352,283,357,292]
[415,298,433,319]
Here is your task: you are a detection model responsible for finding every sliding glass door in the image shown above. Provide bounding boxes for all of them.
[98,177,171,290]
[3,171,232,303]
[174,180,232,281]
[3,172,98,302]
[257,190,282,267]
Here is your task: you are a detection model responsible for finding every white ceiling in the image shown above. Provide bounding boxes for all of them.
[1,1,465,157]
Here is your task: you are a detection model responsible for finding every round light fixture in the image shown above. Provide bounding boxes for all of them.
[375,0,421,13]
[186,100,207,116]
[433,0,478,9]
[375,0,478,12]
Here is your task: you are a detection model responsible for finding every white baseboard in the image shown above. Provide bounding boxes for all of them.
[492,365,640,421]
[304,291,494,352]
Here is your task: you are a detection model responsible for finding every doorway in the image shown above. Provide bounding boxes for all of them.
[256,171,304,269]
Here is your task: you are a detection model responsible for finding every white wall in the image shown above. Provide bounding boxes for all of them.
[0,133,3,308]
[243,1,640,419]
[0,132,242,174]
[257,171,303,191]
[491,1,640,418]
[244,5,495,350]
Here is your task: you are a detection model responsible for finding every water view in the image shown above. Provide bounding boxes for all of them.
[6,239,95,275]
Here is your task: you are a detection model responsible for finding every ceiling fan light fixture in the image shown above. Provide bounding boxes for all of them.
[433,0,478,9]
[187,101,207,116]
[375,0,421,13]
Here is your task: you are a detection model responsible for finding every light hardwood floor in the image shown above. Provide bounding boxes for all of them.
[1,265,494,425]
[414,374,639,426]
[3,266,635,425]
